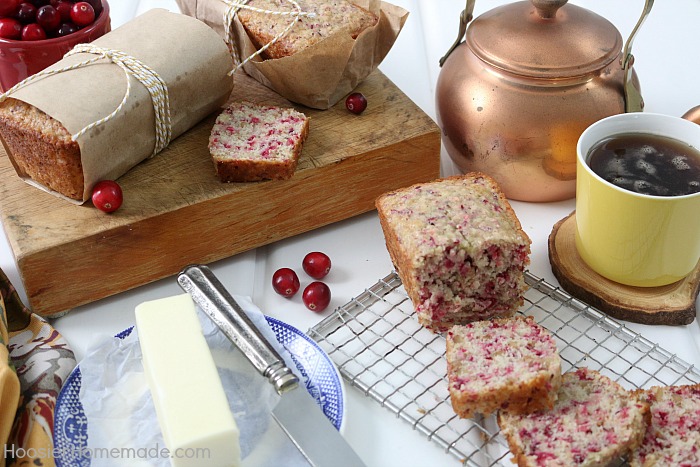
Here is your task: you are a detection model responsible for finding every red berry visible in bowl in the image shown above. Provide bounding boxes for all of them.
[21,22,45,40]
[302,251,332,279]
[0,0,20,17]
[36,4,59,31]
[80,0,100,16]
[55,20,75,36]
[0,17,21,39]
[302,282,331,312]
[69,1,93,27]
[54,0,71,21]
[16,2,36,23]
[272,268,300,298]
[91,180,123,213]
[345,92,367,114]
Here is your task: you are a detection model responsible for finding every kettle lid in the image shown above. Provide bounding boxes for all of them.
[467,0,622,79]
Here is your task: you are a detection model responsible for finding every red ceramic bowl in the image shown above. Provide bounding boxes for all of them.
[0,0,111,92]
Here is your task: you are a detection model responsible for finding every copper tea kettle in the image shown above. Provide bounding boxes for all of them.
[435,0,653,202]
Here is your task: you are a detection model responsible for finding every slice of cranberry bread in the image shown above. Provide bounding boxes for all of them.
[446,316,561,418]
[630,384,700,467]
[375,173,531,332]
[208,101,309,182]
[237,0,378,59]
[498,367,649,467]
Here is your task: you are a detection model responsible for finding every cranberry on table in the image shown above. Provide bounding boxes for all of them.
[0,0,20,17]
[345,92,367,114]
[21,22,45,40]
[91,180,123,213]
[69,1,93,27]
[302,281,331,312]
[302,251,332,279]
[0,17,21,39]
[272,268,300,298]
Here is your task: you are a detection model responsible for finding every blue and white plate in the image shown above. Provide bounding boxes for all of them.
[53,317,345,466]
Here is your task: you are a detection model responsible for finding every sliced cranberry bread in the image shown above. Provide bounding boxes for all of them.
[446,316,561,418]
[630,384,700,467]
[375,173,531,332]
[498,367,649,467]
[237,0,378,59]
[208,101,309,182]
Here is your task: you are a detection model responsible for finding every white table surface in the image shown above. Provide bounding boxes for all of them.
[2,1,700,466]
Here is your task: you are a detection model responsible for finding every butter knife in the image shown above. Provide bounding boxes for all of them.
[177,264,366,467]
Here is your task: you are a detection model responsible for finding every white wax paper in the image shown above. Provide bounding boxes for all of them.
[78,295,308,466]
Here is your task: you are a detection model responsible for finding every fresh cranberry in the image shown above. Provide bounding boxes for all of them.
[345,92,367,114]
[91,180,123,213]
[70,1,93,27]
[21,22,45,40]
[272,268,300,298]
[54,0,71,22]
[36,4,59,31]
[0,0,20,17]
[81,0,100,16]
[15,2,36,24]
[302,252,332,279]
[302,282,331,312]
[55,20,75,36]
[0,17,21,39]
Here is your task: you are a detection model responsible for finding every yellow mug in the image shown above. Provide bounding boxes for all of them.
[575,113,700,287]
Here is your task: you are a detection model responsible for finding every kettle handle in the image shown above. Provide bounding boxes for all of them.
[438,0,475,67]
[623,0,654,113]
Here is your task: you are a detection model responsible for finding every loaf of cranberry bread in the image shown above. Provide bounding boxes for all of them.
[0,98,83,200]
[237,0,378,59]
[208,101,309,182]
[498,367,649,467]
[630,383,700,466]
[446,316,561,418]
[375,173,531,332]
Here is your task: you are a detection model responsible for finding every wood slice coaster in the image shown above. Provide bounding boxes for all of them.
[548,212,699,325]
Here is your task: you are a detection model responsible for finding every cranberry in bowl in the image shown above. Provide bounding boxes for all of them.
[0,0,110,92]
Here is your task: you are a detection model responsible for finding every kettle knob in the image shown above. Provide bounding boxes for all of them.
[531,0,568,19]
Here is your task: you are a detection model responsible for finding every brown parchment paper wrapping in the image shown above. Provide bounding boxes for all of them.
[5,8,233,203]
[176,0,408,109]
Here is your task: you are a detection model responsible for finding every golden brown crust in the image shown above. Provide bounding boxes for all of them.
[238,0,378,59]
[0,98,83,200]
[214,117,309,182]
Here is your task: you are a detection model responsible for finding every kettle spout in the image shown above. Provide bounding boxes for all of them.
[682,105,700,125]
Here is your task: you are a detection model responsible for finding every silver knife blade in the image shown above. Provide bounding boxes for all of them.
[177,264,366,467]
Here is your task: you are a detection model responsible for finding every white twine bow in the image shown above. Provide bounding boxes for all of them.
[221,0,317,75]
[0,44,172,156]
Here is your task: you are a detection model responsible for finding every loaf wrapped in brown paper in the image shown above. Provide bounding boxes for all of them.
[176,0,407,109]
[0,9,234,203]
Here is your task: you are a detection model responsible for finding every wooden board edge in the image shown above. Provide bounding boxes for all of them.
[20,130,441,316]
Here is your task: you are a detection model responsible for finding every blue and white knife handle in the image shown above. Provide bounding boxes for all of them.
[177,264,299,395]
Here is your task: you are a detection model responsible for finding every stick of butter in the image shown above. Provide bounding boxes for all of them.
[135,293,241,467]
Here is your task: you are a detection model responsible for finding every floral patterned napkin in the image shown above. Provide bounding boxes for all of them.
[0,268,76,467]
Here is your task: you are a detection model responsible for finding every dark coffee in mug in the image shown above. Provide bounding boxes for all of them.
[587,133,700,196]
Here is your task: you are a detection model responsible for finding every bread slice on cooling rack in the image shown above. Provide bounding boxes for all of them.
[498,367,649,467]
[375,173,531,332]
[446,316,561,418]
[630,383,700,466]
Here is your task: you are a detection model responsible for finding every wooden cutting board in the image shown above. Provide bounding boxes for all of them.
[0,70,440,317]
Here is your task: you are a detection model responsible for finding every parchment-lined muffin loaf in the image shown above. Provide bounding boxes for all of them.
[446,316,561,418]
[375,173,532,332]
[208,101,309,182]
[498,367,649,467]
[0,98,83,200]
[630,383,700,467]
[237,0,378,59]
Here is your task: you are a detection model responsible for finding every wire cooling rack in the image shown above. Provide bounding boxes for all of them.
[307,271,700,466]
